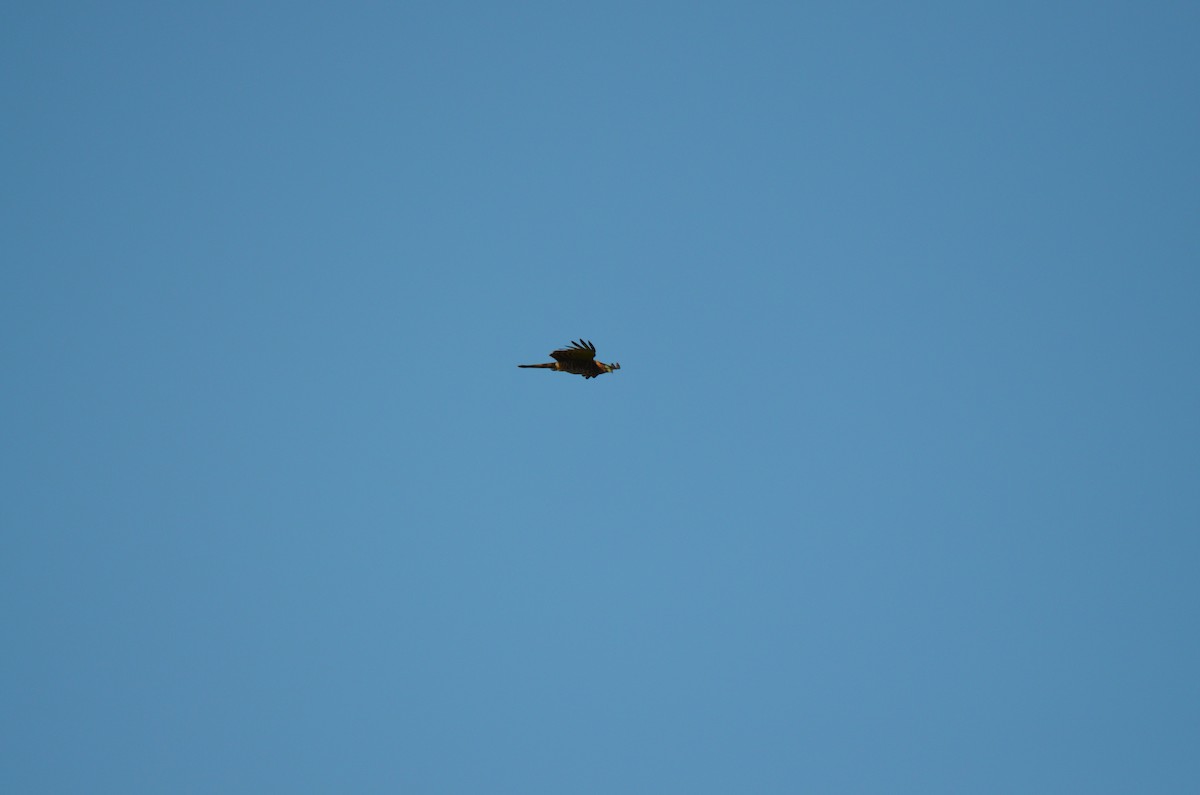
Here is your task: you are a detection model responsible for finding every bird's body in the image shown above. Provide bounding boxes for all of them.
[519,339,621,379]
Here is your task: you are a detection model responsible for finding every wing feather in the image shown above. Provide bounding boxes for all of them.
[550,339,598,363]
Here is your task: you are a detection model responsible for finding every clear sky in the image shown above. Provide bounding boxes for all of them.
[3,2,1198,792]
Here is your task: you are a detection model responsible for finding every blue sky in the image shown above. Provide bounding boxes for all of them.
[3,2,1198,792]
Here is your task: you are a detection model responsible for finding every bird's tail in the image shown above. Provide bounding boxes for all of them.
[518,362,556,369]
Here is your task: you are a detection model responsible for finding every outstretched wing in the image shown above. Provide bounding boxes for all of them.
[550,339,597,363]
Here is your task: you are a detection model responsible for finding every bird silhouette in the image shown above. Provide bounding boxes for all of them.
[519,339,621,379]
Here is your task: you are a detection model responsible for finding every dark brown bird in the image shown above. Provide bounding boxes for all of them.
[519,339,621,379]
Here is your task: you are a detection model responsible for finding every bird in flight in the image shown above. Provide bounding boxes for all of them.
[519,339,621,379]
